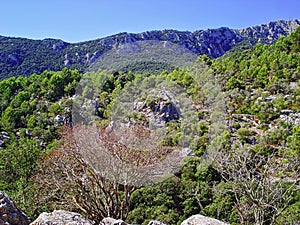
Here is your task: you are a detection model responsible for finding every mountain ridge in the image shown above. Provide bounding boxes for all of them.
[0,19,299,79]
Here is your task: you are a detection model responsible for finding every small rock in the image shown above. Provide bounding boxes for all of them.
[100,217,128,225]
[55,114,64,124]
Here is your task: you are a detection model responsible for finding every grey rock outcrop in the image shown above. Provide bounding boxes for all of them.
[29,210,92,225]
[99,217,127,225]
[181,214,229,225]
[280,112,300,125]
[239,19,300,43]
[0,131,11,148]
[0,191,30,225]
[133,89,181,128]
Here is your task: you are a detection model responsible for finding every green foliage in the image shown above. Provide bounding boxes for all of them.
[213,27,300,91]
[237,127,256,143]
[127,158,223,225]
[276,190,300,225]
[0,137,44,218]
[225,77,243,90]
[120,61,175,75]
[0,137,42,186]
[128,178,183,225]
[201,182,237,223]
[0,69,81,218]
[166,68,194,88]
[287,125,300,156]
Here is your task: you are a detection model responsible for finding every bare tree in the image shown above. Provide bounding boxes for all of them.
[35,123,185,223]
[213,147,299,225]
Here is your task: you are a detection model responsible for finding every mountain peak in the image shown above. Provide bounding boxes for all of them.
[238,19,300,44]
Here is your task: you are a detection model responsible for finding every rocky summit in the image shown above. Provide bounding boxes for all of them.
[0,19,299,79]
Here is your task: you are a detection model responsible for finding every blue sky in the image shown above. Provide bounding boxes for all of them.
[0,0,299,43]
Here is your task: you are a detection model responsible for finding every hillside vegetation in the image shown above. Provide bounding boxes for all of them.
[0,27,299,225]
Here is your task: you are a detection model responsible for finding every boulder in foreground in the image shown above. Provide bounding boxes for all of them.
[181,214,229,225]
[29,210,92,225]
[0,191,30,225]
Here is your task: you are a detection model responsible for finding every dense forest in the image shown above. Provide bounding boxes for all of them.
[0,27,299,225]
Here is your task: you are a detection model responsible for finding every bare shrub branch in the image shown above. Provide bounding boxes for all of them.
[214,147,299,225]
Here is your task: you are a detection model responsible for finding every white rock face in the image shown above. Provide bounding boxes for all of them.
[29,210,92,225]
[181,214,229,225]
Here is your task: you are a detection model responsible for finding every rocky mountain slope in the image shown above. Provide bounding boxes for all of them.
[0,190,228,225]
[0,19,299,79]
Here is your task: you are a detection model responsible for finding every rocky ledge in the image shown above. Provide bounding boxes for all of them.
[30,210,93,225]
[0,191,229,225]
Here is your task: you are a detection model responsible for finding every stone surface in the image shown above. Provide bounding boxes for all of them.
[133,90,181,128]
[280,112,300,125]
[181,214,229,225]
[29,210,92,225]
[0,131,11,148]
[99,217,128,225]
[0,191,30,225]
